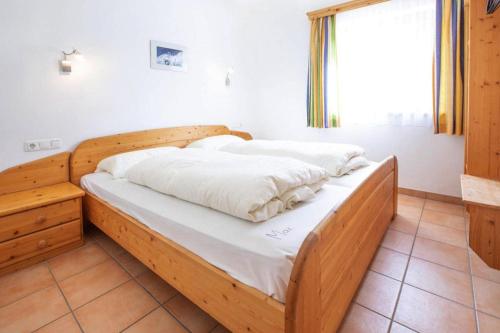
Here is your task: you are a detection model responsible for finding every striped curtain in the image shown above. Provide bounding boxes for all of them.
[488,0,500,14]
[434,0,464,135]
[307,16,339,128]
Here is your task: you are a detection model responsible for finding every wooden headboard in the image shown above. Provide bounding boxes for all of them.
[70,125,252,186]
[0,152,70,195]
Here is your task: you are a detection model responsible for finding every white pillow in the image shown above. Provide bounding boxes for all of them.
[186,135,245,150]
[96,147,179,178]
[343,156,370,174]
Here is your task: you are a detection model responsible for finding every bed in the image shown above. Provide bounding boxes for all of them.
[70,125,398,333]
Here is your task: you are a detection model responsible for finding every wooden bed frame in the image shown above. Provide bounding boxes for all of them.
[70,125,398,333]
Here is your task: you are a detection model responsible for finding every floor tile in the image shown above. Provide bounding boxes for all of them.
[412,237,468,272]
[370,247,409,281]
[95,235,126,258]
[165,294,218,333]
[417,222,467,248]
[394,284,475,333]
[0,286,69,333]
[136,270,178,304]
[124,307,187,333]
[0,263,55,307]
[469,250,500,284]
[338,304,390,333]
[390,322,416,332]
[74,280,157,333]
[59,259,130,309]
[48,242,110,281]
[398,194,425,209]
[405,257,473,306]
[382,229,414,255]
[116,252,148,277]
[477,312,500,333]
[424,200,464,217]
[473,276,500,318]
[397,204,422,220]
[355,271,401,317]
[35,313,81,333]
[390,215,419,235]
[421,209,465,231]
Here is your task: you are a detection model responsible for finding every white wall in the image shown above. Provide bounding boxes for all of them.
[0,0,253,169]
[0,0,464,197]
[239,0,464,197]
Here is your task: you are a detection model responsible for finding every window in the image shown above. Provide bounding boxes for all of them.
[331,0,435,127]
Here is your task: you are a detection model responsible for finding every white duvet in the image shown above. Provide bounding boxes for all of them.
[125,149,329,222]
[220,139,368,177]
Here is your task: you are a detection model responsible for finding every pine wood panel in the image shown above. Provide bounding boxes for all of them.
[70,125,252,185]
[85,193,285,333]
[466,2,500,180]
[0,152,70,195]
[285,157,397,333]
[469,205,500,269]
[0,219,81,269]
[0,183,84,217]
[307,0,389,20]
[0,198,80,242]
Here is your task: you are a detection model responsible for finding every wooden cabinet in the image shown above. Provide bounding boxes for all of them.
[0,153,85,275]
[0,182,84,275]
[463,0,500,269]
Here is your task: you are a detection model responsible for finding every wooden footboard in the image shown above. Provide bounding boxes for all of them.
[285,156,398,333]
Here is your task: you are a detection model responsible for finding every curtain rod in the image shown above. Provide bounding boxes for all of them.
[307,0,390,20]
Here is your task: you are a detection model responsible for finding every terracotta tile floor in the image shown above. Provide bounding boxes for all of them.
[340,195,500,333]
[0,194,499,332]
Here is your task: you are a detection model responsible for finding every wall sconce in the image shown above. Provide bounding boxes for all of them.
[60,48,83,73]
[225,67,234,87]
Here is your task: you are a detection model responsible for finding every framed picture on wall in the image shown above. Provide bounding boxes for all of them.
[150,41,187,71]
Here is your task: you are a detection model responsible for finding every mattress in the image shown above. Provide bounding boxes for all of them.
[81,161,380,303]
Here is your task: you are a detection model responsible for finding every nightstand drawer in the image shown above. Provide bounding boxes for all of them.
[0,199,80,242]
[0,219,81,268]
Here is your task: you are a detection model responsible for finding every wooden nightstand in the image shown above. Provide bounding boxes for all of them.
[0,153,85,275]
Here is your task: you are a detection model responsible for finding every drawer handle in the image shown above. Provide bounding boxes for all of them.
[37,239,48,249]
[35,216,47,224]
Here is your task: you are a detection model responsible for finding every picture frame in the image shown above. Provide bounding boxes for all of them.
[150,40,187,72]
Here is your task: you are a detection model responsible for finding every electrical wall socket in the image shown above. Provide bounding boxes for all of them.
[24,138,62,152]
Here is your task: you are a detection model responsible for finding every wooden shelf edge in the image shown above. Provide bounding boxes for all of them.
[0,183,85,217]
[461,174,500,210]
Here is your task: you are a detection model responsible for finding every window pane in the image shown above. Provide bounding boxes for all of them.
[334,0,435,127]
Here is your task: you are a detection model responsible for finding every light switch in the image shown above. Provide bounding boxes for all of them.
[24,138,62,152]
[50,139,62,149]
